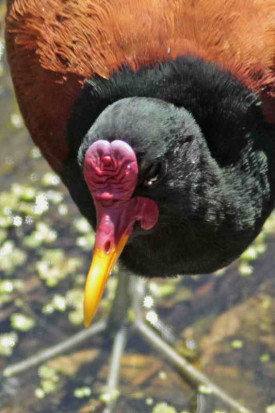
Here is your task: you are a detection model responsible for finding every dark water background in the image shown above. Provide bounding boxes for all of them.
[0,3,275,412]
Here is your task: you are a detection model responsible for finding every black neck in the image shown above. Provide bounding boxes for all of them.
[63,56,275,276]
[67,56,265,162]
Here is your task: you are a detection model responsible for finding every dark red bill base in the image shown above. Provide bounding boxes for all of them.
[83,140,159,326]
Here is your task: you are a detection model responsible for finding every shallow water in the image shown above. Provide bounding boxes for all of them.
[0,4,275,413]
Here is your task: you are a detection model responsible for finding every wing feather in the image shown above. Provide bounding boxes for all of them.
[6,0,275,171]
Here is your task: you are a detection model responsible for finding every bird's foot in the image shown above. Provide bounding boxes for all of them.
[2,274,252,413]
[2,321,107,378]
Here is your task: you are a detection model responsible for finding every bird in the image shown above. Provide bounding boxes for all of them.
[5,0,275,328]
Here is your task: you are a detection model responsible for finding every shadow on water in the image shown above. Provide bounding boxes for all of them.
[0,3,275,413]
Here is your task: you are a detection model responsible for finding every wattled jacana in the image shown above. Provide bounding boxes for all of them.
[4,0,275,411]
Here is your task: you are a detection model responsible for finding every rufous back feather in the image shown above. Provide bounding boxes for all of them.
[6,0,275,171]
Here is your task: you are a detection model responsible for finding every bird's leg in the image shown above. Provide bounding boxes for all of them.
[102,326,128,413]
[1,272,131,380]
[1,273,251,413]
[2,272,130,379]
[135,320,250,413]
[100,272,132,412]
[2,321,107,378]
[131,277,177,345]
[132,277,178,344]
[129,275,146,318]
[107,271,131,334]
[130,278,251,413]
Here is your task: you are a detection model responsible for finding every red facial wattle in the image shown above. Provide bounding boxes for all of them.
[83,140,159,326]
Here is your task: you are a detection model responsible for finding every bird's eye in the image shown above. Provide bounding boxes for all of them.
[143,162,164,187]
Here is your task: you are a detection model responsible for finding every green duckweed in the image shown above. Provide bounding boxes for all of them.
[73,387,92,398]
[231,339,244,349]
[260,354,271,363]
[100,389,120,404]
[0,241,27,274]
[151,402,178,413]
[42,294,67,314]
[23,222,57,248]
[41,172,61,187]
[36,249,82,287]
[0,332,18,356]
[36,365,60,397]
[10,313,35,331]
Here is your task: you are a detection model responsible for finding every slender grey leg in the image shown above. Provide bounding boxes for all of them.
[132,277,178,345]
[131,278,251,413]
[130,276,146,317]
[102,326,128,413]
[3,321,107,378]
[102,272,132,412]
[107,272,131,332]
[135,320,251,413]
[2,273,131,379]
[1,273,253,413]
[131,277,176,343]
[2,272,131,381]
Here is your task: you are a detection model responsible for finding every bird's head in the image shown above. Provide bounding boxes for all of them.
[78,97,206,326]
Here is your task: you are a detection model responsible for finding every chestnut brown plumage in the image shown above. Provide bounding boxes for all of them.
[5,0,275,325]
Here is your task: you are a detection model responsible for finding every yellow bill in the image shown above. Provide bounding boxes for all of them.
[84,233,130,327]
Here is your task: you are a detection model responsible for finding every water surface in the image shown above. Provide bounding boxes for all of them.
[0,5,275,413]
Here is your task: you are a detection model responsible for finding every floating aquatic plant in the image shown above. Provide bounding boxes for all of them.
[35,365,61,398]
[151,402,178,413]
[0,332,18,356]
[73,387,92,398]
[10,313,36,332]
[0,241,27,274]
[36,249,82,287]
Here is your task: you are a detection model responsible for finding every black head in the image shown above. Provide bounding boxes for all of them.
[78,96,205,189]
[65,57,275,277]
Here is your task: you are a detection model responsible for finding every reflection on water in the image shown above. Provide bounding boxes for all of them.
[1,5,275,413]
